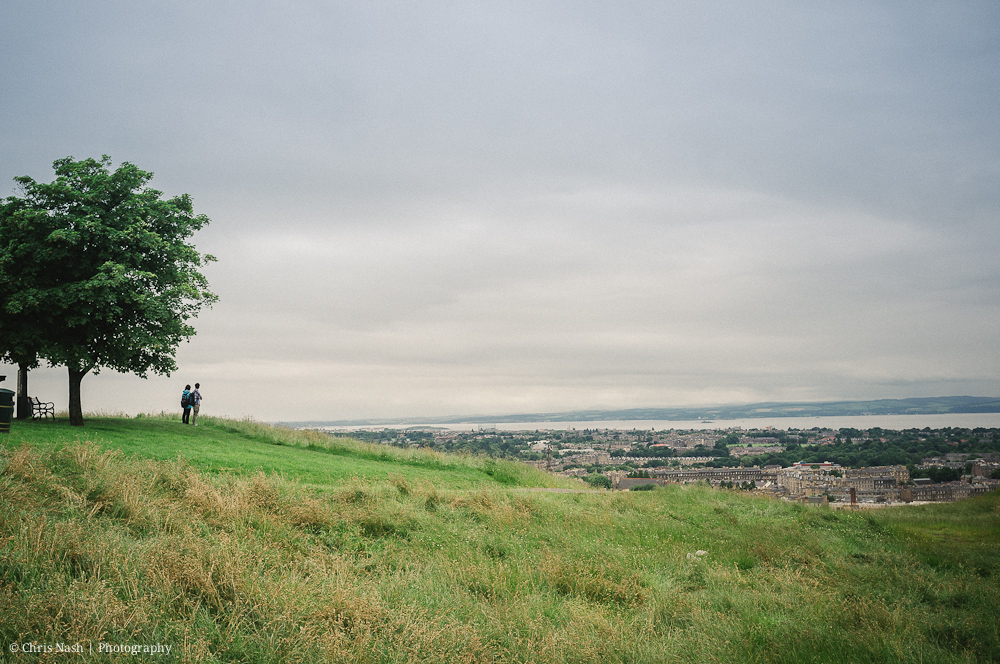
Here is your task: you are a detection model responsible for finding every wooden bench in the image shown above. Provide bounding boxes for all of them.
[31,396,55,421]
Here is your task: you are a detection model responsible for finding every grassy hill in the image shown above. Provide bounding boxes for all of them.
[0,416,563,493]
[2,416,998,663]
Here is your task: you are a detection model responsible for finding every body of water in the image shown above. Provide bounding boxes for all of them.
[318,412,1000,433]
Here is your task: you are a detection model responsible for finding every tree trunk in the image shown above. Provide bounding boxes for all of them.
[68,366,89,426]
[15,364,31,420]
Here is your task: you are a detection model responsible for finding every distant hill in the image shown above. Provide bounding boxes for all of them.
[290,395,1000,427]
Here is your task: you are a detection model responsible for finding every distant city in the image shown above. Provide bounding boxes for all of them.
[308,423,1000,506]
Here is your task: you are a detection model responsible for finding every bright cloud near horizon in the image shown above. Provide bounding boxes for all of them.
[2,1,998,422]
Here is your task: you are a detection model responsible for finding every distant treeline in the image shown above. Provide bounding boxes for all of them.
[328,427,1000,473]
[702,427,1000,469]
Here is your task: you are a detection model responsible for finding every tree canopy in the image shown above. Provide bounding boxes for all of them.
[0,156,217,425]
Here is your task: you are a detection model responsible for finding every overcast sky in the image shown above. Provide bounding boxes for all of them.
[2,1,999,422]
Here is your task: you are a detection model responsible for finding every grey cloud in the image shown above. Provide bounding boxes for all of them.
[2,1,998,420]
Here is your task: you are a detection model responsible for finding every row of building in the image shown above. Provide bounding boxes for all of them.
[606,462,999,504]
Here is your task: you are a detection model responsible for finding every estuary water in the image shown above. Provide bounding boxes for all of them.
[321,412,1000,433]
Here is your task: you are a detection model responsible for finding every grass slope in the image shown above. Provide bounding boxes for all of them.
[1,418,999,663]
[1,416,565,492]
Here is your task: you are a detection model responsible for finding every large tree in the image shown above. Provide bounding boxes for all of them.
[0,156,217,425]
[0,196,48,419]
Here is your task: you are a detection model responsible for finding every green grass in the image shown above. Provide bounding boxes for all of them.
[2,415,567,492]
[1,417,999,663]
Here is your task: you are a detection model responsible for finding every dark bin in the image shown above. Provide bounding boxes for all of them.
[0,388,14,434]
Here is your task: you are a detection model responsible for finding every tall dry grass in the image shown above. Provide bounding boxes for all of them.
[1,432,998,663]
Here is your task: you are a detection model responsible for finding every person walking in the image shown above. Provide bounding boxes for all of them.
[181,384,192,424]
[190,383,202,426]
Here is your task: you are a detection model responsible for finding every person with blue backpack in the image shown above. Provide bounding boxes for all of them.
[190,383,202,426]
[181,384,192,424]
